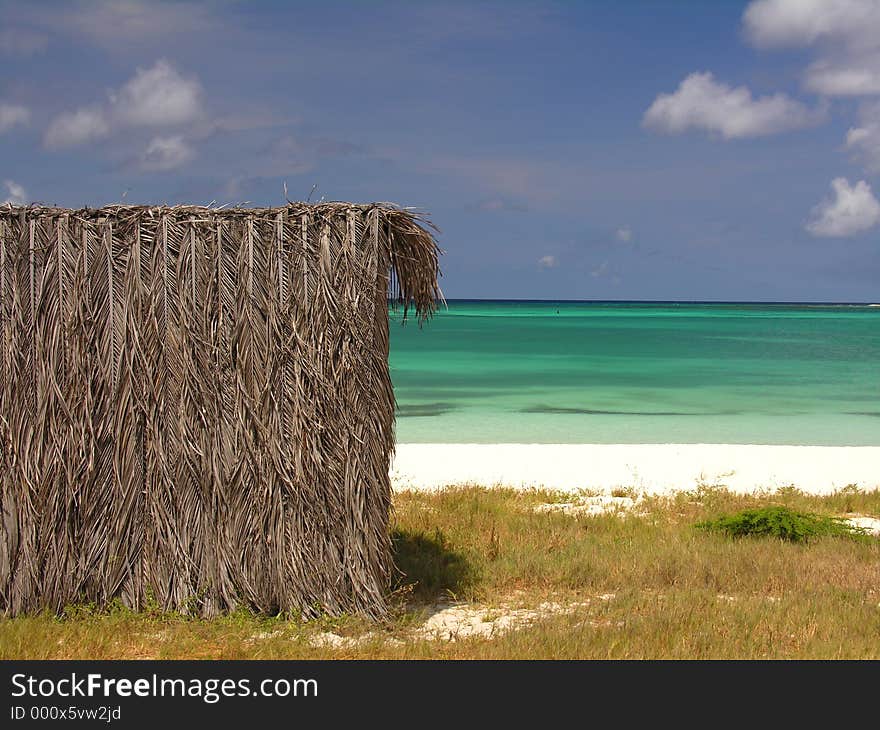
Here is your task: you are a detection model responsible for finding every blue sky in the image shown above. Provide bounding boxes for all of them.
[2,0,879,301]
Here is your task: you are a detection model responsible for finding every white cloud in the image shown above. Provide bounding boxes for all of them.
[616,226,633,243]
[846,101,880,171]
[139,135,194,171]
[111,59,202,127]
[8,1,218,54]
[44,107,110,148]
[430,156,536,198]
[744,0,880,50]
[3,180,27,204]
[58,0,217,47]
[471,198,527,212]
[537,255,558,269]
[805,55,880,96]
[590,260,609,278]
[806,177,880,236]
[643,72,823,139]
[44,60,203,151]
[744,0,880,97]
[0,103,29,133]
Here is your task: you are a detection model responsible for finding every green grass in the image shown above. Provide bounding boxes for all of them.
[2,484,880,659]
[696,505,866,543]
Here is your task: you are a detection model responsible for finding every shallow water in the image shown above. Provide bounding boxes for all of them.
[389,301,880,445]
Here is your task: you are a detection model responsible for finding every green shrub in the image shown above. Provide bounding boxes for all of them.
[696,506,865,544]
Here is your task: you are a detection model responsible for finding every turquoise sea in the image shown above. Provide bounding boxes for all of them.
[388,301,880,446]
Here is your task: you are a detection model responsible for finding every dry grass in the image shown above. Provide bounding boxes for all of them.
[2,484,879,660]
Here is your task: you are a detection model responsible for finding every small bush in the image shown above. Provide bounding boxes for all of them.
[696,506,864,544]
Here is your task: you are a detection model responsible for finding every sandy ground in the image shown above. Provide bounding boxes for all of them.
[391,444,880,495]
[305,595,618,648]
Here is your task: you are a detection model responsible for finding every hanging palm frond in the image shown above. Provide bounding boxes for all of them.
[0,202,441,619]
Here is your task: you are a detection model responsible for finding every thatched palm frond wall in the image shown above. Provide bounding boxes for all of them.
[0,203,440,618]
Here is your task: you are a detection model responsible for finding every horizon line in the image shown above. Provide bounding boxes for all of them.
[425,298,880,305]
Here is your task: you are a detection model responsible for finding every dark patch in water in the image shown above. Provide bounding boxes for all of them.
[397,402,456,417]
[847,411,880,418]
[521,404,726,417]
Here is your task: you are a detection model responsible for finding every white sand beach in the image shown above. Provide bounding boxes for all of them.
[391,444,880,495]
